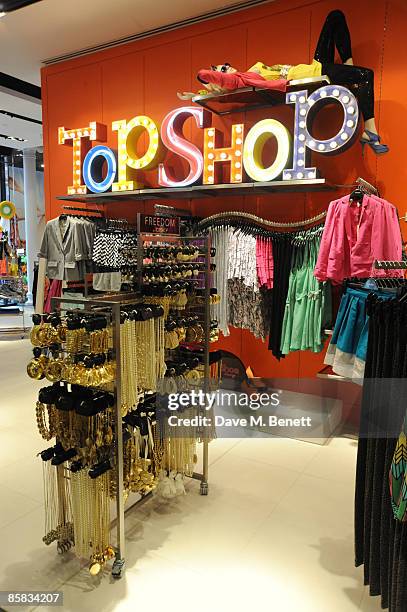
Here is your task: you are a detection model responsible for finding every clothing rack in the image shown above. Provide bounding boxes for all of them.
[374,260,407,270]
[62,205,104,215]
[355,177,379,196]
[61,210,135,229]
[197,209,327,231]
[154,203,192,217]
[337,177,379,196]
[198,178,379,232]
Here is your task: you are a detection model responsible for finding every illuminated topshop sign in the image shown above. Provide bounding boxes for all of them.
[59,84,359,195]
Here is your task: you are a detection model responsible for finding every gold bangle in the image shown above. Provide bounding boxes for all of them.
[45,359,63,383]
[27,356,47,380]
[185,326,197,343]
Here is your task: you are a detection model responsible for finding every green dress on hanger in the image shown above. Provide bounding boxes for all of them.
[280,231,331,355]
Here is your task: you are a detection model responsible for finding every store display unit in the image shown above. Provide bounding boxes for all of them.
[136,231,213,495]
[29,225,215,579]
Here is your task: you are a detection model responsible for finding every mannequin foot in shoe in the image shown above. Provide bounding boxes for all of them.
[245,366,267,389]
[360,119,389,154]
[360,130,389,155]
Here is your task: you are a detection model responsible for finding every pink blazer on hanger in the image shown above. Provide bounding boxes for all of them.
[314,194,403,283]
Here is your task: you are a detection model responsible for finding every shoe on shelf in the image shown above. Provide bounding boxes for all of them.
[360,130,389,155]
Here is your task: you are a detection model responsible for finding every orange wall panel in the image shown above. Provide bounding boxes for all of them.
[101,53,144,123]
[246,5,312,66]
[41,0,407,379]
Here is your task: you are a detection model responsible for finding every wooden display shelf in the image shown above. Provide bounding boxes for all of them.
[57,178,336,205]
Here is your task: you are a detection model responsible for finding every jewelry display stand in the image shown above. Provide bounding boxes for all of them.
[37,232,213,579]
[137,230,212,495]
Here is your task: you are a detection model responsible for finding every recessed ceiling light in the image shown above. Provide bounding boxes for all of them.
[0,12,6,17]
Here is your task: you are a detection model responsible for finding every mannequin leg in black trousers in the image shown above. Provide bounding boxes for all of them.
[314,9,374,122]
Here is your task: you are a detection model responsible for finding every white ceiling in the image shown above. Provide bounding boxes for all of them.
[0,0,265,150]
[0,91,42,152]
[1,0,264,83]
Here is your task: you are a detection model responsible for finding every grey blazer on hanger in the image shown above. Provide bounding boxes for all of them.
[38,217,86,281]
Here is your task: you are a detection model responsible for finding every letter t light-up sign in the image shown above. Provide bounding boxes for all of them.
[58,122,107,195]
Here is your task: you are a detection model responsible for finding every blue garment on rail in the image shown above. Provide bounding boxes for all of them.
[325,287,392,382]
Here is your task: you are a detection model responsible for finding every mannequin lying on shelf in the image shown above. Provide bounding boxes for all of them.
[178,10,388,155]
[177,62,288,99]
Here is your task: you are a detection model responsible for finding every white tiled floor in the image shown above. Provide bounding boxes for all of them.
[0,340,381,612]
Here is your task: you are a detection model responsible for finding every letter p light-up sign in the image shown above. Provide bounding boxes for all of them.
[59,84,359,195]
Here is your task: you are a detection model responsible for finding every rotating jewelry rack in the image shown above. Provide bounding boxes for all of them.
[40,232,213,578]
[48,293,127,578]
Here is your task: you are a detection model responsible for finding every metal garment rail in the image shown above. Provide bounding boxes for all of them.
[374,260,407,270]
[49,284,211,578]
[197,209,328,230]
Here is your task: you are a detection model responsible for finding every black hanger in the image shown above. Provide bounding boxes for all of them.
[349,186,365,203]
